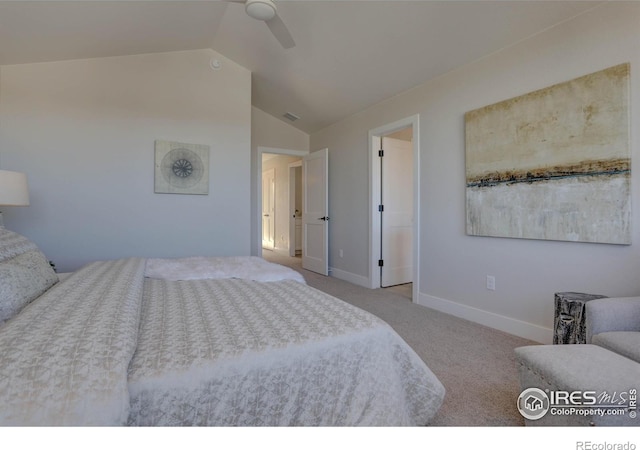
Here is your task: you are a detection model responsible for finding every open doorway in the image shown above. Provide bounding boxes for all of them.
[260,151,305,258]
[369,116,420,302]
[380,130,413,289]
[261,166,276,250]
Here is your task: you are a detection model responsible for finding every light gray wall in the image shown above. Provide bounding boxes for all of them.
[310,3,640,342]
[251,106,309,256]
[0,49,252,272]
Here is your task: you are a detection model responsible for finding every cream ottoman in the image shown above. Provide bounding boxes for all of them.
[515,344,640,426]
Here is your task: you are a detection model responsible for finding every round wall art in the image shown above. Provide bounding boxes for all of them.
[154,140,210,195]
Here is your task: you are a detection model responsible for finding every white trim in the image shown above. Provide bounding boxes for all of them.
[368,115,420,302]
[259,147,309,157]
[417,293,552,344]
[255,146,309,257]
[329,267,371,288]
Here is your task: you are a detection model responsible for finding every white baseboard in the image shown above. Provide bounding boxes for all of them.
[329,267,370,288]
[417,293,552,344]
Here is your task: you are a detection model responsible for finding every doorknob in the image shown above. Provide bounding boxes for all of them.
[264,214,270,217]
[318,216,329,221]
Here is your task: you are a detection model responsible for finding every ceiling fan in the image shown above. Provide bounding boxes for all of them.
[228,0,296,49]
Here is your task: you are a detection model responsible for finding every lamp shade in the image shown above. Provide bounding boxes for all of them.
[0,170,30,206]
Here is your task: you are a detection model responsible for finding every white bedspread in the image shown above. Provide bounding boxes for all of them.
[144,256,306,284]
[0,257,445,426]
[127,278,445,426]
[0,258,146,425]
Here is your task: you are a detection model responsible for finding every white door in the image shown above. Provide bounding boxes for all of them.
[262,168,275,250]
[381,137,413,287]
[302,148,328,275]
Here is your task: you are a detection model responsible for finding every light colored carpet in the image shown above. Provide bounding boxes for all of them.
[263,251,536,426]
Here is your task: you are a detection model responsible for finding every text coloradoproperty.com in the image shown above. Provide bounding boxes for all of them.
[551,407,629,417]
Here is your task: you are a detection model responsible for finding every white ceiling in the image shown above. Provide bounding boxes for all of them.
[0,1,604,134]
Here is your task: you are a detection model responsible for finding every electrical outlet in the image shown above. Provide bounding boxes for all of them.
[486,275,496,291]
[339,249,344,258]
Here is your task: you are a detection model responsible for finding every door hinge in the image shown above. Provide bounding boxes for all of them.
[378,204,384,212]
[378,149,384,157]
[378,259,384,267]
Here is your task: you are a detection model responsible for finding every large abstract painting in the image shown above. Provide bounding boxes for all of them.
[154,140,210,195]
[465,63,631,244]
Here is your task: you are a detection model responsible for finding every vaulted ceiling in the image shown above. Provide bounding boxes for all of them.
[0,1,603,133]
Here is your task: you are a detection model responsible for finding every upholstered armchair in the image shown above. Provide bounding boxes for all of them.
[586,297,640,362]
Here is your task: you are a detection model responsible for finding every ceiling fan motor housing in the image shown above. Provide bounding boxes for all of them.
[245,0,277,21]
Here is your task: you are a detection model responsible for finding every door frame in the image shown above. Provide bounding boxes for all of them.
[368,115,420,302]
[255,146,309,257]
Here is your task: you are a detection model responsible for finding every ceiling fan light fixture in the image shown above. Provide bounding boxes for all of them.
[245,0,277,21]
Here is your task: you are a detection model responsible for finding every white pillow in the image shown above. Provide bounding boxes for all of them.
[0,229,58,324]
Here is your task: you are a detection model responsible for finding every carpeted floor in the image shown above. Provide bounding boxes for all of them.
[263,251,537,426]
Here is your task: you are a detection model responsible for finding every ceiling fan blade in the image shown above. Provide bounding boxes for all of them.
[266,14,295,49]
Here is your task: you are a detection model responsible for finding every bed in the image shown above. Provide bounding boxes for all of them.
[0,228,445,426]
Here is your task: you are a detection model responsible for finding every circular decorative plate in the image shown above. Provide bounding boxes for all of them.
[160,147,204,190]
